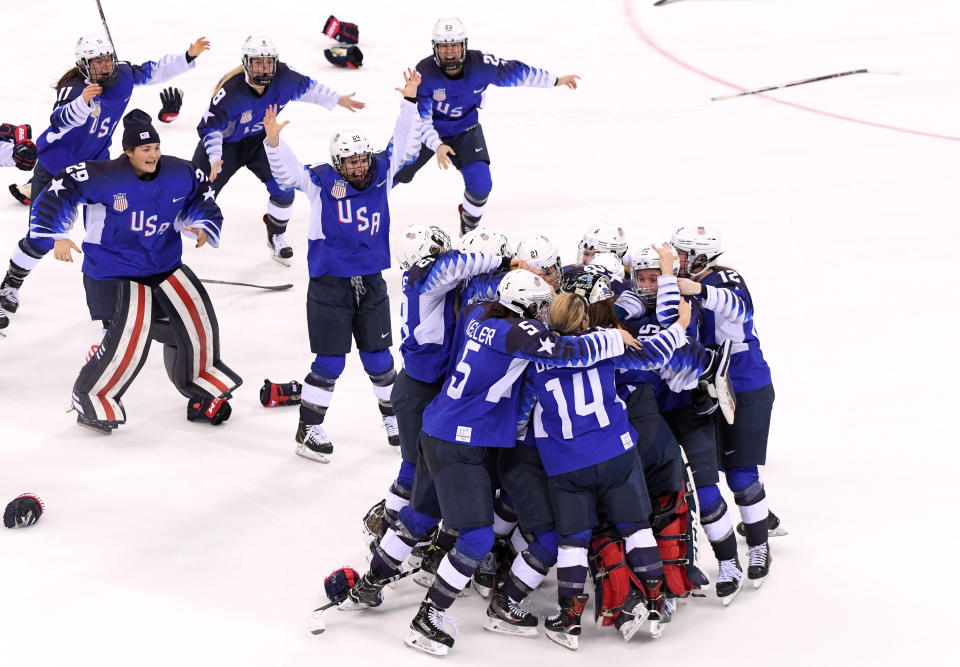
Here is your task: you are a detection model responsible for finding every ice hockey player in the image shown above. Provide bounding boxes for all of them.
[262,69,421,462]
[394,17,580,234]
[0,34,209,324]
[514,235,563,290]
[672,225,778,594]
[361,224,523,543]
[194,35,365,266]
[36,109,239,433]
[340,270,680,656]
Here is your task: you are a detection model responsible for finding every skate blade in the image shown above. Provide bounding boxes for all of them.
[295,443,330,463]
[413,571,435,588]
[545,629,579,651]
[338,598,378,611]
[472,580,493,599]
[750,575,767,589]
[271,253,292,267]
[404,630,449,656]
[618,608,650,643]
[720,584,743,606]
[483,618,537,637]
[769,527,789,537]
[308,610,326,635]
[649,619,663,639]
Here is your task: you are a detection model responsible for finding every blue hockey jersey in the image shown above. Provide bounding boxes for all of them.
[198,61,339,164]
[37,54,196,175]
[29,156,222,280]
[264,100,420,278]
[415,50,556,151]
[400,250,503,384]
[698,269,772,393]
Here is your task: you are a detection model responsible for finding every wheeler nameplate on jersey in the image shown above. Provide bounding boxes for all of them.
[331,180,347,199]
[113,193,128,212]
[432,88,446,101]
[240,109,253,124]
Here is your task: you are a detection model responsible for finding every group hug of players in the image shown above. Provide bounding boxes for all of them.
[0,15,783,656]
[319,220,783,655]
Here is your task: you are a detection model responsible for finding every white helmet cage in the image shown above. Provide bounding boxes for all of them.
[497,269,554,321]
[396,224,453,271]
[631,245,679,305]
[75,35,118,86]
[670,226,723,278]
[329,129,375,189]
[431,17,468,71]
[241,35,279,86]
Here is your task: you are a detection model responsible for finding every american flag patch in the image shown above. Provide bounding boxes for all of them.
[697,226,706,235]
[432,88,446,102]
[331,180,347,199]
[240,110,253,124]
[113,193,128,212]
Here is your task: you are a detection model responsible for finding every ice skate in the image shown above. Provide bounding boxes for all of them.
[405,600,457,656]
[338,570,387,610]
[747,542,771,588]
[484,591,537,637]
[267,227,294,266]
[737,510,788,538]
[544,594,587,650]
[295,420,333,463]
[716,557,744,606]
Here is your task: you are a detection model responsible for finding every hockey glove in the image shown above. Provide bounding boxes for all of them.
[158,87,184,123]
[324,567,360,603]
[3,493,44,528]
[322,15,359,44]
[8,182,31,205]
[324,46,363,69]
[260,379,302,407]
[186,397,232,425]
[0,123,37,171]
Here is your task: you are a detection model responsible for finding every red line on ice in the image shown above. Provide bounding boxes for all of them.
[623,0,960,143]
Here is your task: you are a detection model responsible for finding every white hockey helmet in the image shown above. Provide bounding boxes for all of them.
[515,235,562,287]
[497,269,553,321]
[456,226,513,258]
[241,35,279,86]
[431,17,468,71]
[396,224,452,271]
[670,225,723,278]
[590,252,625,281]
[577,222,628,265]
[75,35,118,86]
[631,245,678,305]
[329,129,375,188]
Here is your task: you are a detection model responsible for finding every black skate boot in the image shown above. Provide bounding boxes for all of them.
[737,510,788,538]
[642,577,673,638]
[472,550,497,598]
[1,275,20,314]
[295,419,333,463]
[544,594,588,651]
[414,542,447,588]
[747,541,771,588]
[405,600,458,656]
[338,570,387,610]
[716,557,744,606]
[615,586,650,642]
[484,591,537,637]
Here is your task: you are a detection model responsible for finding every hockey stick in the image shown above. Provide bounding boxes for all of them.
[308,567,421,635]
[199,279,293,291]
[653,0,683,5]
[94,0,119,57]
[711,69,868,101]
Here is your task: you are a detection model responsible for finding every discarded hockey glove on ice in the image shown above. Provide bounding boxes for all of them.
[323,15,359,44]
[324,567,360,603]
[0,123,37,170]
[324,46,363,69]
[260,379,302,407]
[4,493,44,528]
[187,397,232,425]
[158,87,184,123]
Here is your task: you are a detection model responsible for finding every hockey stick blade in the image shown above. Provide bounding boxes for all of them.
[308,567,421,635]
[199,279,293,291]
[711,68,869,101]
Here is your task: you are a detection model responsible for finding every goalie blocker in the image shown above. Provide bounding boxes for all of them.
[72,264,241,431]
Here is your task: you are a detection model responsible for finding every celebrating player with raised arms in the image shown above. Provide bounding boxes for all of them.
[672,225,780,597]
[395,17,580,235]
[194,35,365,266]
[0,34,210,325]
[262,69,420,462]
[34,110,240,433]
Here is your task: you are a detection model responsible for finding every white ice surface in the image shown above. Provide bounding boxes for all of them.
[1,1,956,664]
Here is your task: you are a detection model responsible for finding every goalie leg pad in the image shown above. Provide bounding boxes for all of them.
[652,492,698,598]
[588,533,641,627]
[153,265,241,400]
[73,281,153,424]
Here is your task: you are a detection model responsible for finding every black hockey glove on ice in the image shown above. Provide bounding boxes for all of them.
[324,46,363,69]
[4,493,44,528]
[158,87,184,123]
[323,15,359,44]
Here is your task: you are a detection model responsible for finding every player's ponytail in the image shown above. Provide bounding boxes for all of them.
[53,66,81,90]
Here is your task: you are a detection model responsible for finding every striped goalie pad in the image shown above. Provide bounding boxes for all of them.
[72,281,154,424]
[152,264,242,400]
